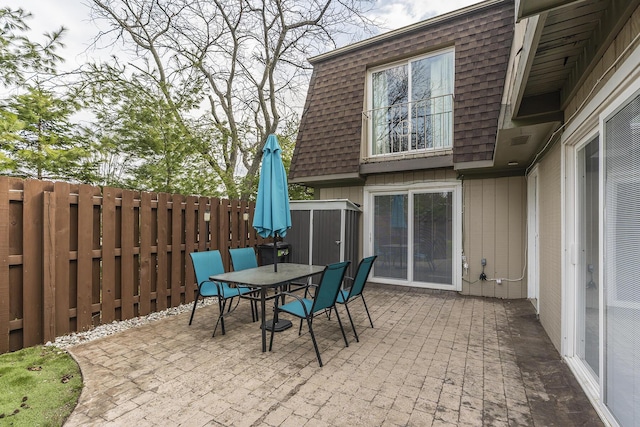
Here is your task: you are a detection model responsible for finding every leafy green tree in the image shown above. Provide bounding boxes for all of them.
[80,61,223,195]
[88,0,374,199]
[0,8,96,182]
[3,85,96,181]
[0,7,65,87]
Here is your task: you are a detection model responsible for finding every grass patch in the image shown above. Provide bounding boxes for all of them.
[0,346,82,426]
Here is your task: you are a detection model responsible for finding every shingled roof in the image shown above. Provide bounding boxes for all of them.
[290,0,514,184]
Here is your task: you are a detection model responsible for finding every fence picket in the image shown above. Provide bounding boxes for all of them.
[170,194,183,307]
[156,193,169,310]
[23,180,51,346]
[102,187,117,323]
[184,196,197,303]
[76,184,94,331]
[43,192,56,343]
[54,182,71,337]
[121,190,135,319]
[139,192,152,316]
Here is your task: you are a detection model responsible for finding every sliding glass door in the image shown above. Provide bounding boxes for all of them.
[368,184,460,290]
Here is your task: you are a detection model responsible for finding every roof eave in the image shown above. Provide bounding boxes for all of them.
[309,0,507,64]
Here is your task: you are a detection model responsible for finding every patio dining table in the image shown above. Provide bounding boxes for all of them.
[210,263,325,352]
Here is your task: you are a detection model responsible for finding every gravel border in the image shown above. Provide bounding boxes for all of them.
[46,299,215,349]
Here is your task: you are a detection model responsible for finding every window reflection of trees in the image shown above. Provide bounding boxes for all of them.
[371,51,453,155]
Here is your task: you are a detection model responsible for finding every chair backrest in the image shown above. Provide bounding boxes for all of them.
[190,250,225,286]
[312,261,351,313]
[348,255,377,298]
[229,247,258,271]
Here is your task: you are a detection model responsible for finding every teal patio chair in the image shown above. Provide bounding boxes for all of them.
[229,247,260,322]
[335,255,377,342]
[189,250,254,336]
[269,261,351,367]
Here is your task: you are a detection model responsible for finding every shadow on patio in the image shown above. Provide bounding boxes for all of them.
[64,285,602,426]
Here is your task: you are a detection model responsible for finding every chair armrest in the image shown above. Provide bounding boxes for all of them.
[275,291,311,317]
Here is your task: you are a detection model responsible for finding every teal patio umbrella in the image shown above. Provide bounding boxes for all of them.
[253,134,292,272]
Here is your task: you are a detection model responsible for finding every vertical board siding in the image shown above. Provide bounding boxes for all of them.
[508,176,526,298]
[461,176,526,299]
[0,176,268,353]
[537,143,563,351]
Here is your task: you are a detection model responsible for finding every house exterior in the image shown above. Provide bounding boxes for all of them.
[291,0,522,297]
[506,1,640,426]
[290,0,640,425]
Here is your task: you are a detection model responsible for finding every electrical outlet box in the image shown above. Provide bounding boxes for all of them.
[481,258,486,266]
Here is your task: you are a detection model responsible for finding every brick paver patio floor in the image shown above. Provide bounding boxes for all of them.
[64,285,602,426]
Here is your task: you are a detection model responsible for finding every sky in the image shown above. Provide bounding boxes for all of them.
[16,0,486,70]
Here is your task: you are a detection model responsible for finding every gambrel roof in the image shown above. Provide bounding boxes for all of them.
[290,0,514,184]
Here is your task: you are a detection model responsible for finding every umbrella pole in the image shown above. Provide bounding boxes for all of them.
[273,232,278,272]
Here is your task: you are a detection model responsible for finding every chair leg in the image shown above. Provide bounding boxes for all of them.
[360,294,374,328]
[332,306,349,348]
[188,291,200,325]
[342,302,359,343]
[213,298,227,337]
[298,319,304,336]
[249,298,256,322]
[306,318,323,367]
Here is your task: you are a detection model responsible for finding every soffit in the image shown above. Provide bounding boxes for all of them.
[487,0,638,176]
[514,0,638,119]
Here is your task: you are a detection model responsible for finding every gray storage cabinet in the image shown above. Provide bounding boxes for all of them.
[287,200,361,277]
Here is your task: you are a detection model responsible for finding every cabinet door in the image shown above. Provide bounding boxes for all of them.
[312,210,342,266]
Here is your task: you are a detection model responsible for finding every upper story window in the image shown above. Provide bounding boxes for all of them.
[365,49,454,157]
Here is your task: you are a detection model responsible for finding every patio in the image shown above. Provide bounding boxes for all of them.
[64,285,602,426]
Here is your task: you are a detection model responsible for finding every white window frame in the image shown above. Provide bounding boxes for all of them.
[363,181,462,291]
[527,166,540,312]
[561,43,640,427]
[365,47,455,159]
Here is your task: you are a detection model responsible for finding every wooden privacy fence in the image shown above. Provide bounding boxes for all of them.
[0,176,268,354]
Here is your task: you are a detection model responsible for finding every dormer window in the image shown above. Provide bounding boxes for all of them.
[365,49,454,157]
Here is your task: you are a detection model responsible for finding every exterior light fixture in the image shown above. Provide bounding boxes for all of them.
[203,209,211,222]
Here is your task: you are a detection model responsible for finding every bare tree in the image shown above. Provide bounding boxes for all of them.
[88,0,374,199]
